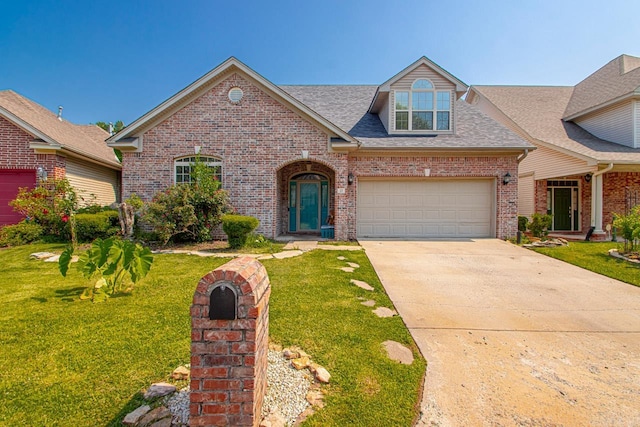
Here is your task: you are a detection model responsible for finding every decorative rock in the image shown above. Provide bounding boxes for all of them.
[44,255,60,262]
[350,279,374,291]
[337,256,346,260]
[291,356,310,370]
[347,262,360,268]
[122,405,151,425]
[314,367,331,383]
[171,365,190,380]
[29,252,56,260]
[149,418,172,427]
[383,340,414,365]
[361,300,376,307]
[143,382,176,400]
[340,267,355,272]
[260,409,286,427]
[306,388,325,408]
[373,307,397,318]
[282,348,300,360]
[139,406,171,426]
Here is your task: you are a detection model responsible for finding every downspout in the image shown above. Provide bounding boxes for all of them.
[590,163,614,232]
[517,149,529,164]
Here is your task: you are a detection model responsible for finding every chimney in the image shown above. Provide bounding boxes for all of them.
[108,122,114,135]
[57,106,63,121]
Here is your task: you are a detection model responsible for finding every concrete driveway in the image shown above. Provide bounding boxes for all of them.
[360,239,640,426]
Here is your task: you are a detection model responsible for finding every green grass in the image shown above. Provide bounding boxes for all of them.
[531,241,640,287]
[0,244,424,426]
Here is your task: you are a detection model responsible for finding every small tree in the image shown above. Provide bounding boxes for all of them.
[59,237,153,302]
[613,206,640,253]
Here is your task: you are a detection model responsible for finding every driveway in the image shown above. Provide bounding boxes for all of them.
[359,239,640,426]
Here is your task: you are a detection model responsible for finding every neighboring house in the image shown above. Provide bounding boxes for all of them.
[107,57,532,240]
[467,54,640,239]
[0,90,122,226]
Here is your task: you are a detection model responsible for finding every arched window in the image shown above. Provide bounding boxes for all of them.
[395,78,451,131]
[174,156,222,184]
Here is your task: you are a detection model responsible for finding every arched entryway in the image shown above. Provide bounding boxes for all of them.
[288,172,329,232]
[277,161,336,236]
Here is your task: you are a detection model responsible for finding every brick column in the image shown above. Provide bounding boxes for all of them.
[190,257,270,427]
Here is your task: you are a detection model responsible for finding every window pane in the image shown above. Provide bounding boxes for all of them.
[412,79,433,89]
[436,111,450,130]
[395,92,409,110]
[412,92,433,110]
[437,92,450,110]
[396,111,409,130]
[412,112,433,130]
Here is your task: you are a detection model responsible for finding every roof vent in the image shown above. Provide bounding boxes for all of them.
[57,106,63,121]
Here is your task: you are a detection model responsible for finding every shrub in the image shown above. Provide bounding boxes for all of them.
[222,215,260,248]
[9,178,78,244]
[529,213,552,238]
[613,206,640,253]
[0,221,43,247]
[143,158,230,244]
[75,211,120,242]
[518,216,529,232]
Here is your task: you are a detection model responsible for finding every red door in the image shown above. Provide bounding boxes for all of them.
[0,170,36,226]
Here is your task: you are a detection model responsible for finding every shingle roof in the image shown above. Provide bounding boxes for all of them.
[281,85,532,150]
[563,54,640,119]
[472,85,640,163]
[0,90,120,168]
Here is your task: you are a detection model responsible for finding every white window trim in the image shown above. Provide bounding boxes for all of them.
[174,156,223,185]
[393,79,452,133]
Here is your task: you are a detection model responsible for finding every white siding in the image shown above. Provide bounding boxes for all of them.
[518,174,535,218]
[519,145,591,180]
[575,101,635,147]
[65,157,119,207]
[379,95,389,132]
[635,100,640,147]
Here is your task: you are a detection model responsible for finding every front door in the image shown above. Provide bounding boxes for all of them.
[553,188,572,230]
[298,182,320,231]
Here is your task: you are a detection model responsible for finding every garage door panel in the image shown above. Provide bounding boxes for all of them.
[357,179,494,238]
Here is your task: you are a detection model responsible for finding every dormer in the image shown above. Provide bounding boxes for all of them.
[369,57,468,135]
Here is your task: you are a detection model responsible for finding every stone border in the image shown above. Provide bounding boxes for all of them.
[608,248,640,264]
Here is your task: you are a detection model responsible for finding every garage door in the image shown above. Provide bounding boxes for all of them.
[0,170,36,226]
[357,179,494,238]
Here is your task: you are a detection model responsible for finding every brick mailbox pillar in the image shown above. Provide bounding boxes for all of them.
[190,257,270,427]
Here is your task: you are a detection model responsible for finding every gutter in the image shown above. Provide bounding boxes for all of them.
[593,162,614,178]
[517,149,529,164]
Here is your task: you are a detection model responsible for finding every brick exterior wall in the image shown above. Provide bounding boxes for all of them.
[0,116,66,178]
[190,257,270,427]
[120,72,523,241]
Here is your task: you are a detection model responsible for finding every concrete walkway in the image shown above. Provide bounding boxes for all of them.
[360,239,640,426]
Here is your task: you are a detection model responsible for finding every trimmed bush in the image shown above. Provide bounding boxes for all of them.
[518,216,529,232]
[222,215,260,248]
[75,211,120,242]
[0,221,43,247]
[529,213,552,238]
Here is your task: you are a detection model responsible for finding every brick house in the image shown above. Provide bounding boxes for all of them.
[108,57,532,240]
[467,54,640,239]
[0,90,122,226]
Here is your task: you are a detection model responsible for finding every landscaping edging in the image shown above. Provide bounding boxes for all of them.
[608,249,640,264]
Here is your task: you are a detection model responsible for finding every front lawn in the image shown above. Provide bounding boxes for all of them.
[531,241,640,287]
[0,244,424,426]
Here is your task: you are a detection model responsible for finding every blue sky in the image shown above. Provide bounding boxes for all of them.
[2,0,639,125]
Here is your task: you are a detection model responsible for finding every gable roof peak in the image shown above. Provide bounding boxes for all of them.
[620,54,640,74]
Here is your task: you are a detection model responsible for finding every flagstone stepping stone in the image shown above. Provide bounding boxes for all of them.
[350,279,374,291]
[373,307,397,318]
[346,262,360,268]
[283,241,317,251]
[273,250,304,259]
[339,267,355,272]
[382,340,414,365]
[361,300,376,307]
[337,256,346,260]
[30,252,56,260]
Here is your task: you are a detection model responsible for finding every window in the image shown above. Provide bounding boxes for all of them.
[394,79,451,131]
[174,156,222,184]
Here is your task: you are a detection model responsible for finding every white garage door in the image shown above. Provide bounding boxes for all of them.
[357,179,494,238]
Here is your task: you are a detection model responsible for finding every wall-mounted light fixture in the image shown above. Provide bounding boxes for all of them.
[585,173,592,183]
[502,172,511,185]
[36,166,47,182]
[348,173,354,185]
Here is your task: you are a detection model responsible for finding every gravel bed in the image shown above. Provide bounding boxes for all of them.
[165,350,312,426]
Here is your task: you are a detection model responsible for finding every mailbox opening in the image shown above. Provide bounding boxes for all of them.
[209,284,237,320]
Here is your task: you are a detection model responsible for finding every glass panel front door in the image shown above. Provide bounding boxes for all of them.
[298,182,320,231]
